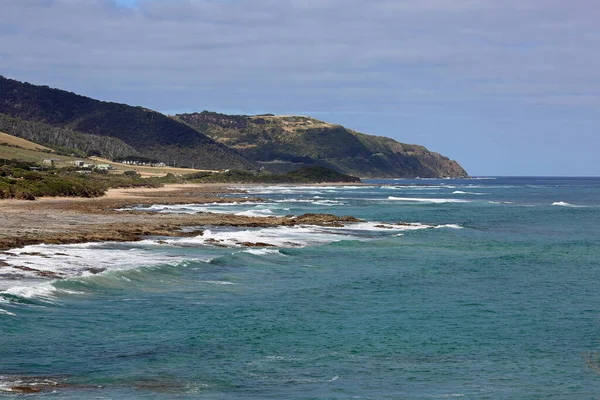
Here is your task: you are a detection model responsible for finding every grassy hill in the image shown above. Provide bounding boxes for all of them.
[0,76,255,170]
[174,112,468,178]
[0,131,53,152]
[0,131,215,177]
[0,76,467,178]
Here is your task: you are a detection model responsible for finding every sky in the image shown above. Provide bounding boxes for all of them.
[1,0,599,176]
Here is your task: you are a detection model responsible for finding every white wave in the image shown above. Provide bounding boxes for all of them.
[176,226,345,248]
[435,224,463,229]
[0,242,196,299]
[387,185,443,190]
[198,280,234,285]
[452,190,486,195]
[1,283,83,302]
[387,196,470,203]
[2,243,188,279]
[244,248,282,256]
[234,209,275,217]
[172,220,454,250]
[233,185,366,195]
[551,201,583,207]
[313,200,345,206]
[125,201,277,215]
[344,222,436,232]
[0,309,16,316]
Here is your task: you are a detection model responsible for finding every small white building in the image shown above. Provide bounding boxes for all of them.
[96,164,112,170]
[73,160,85,167]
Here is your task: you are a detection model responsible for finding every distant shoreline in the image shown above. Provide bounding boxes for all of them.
[0,182,364,252]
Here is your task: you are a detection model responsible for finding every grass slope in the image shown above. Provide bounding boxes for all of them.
[0,76,255,170]
[175,112,468,178]
[0,134,213,177]
[0,131,53,152]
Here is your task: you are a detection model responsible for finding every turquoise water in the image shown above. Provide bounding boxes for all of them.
[1,177,600,398]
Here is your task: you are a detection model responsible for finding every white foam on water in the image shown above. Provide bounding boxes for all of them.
[198,280,234,285]
[232,185,366,195]
[340,221,436,232]
[244,248,282,256]
[387,196,470,203]
[452,190,486,195]
[435,224,464,229]
[0,308,16,316]
[0,242,196,301]
[171,220,455,250]
[2,283,83,302]
[313,200,345,206]
[178,226,346,248]
[234,208,276,217]
[2,243,188,278]
[125,201,274,215]
[551,201,584,207]
[387,185,444,190]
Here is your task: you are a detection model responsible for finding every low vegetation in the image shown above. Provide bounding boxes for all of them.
[184,166,360,184]
[0,160,357,200]
[0,160,180,200]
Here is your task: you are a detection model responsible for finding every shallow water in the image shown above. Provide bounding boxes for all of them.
[2,177,600,398]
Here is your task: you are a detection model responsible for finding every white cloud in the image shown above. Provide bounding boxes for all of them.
[1,0,600,174]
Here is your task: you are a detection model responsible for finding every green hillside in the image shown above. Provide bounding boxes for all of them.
[0,113,138,159]
[174,112,468,178]
[0,76,254,170]
[0,76,467,177]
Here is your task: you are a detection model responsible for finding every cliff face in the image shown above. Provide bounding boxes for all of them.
[0,76,254,170]
[175,112,468,178]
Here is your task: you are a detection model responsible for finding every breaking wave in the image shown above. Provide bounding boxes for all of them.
[387,196,470,203]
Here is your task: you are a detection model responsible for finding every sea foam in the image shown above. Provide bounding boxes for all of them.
[387,196,470,203]
[452,190,486,195]
[551,201,583,207]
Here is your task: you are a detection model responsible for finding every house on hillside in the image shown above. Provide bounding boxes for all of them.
[96,164,113,170]
[72,160,85,167]
[42,158,60,166]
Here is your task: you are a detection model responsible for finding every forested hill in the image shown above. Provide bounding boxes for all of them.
[0,76,467,177]
[0,76,254,170]
[174,112,468,178]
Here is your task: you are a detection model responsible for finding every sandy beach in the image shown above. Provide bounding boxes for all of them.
[0,183,361,251]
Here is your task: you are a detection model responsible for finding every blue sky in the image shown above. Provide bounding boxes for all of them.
[1,0,599,176]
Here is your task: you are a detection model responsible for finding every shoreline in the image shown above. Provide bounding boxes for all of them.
[0,182,363,252]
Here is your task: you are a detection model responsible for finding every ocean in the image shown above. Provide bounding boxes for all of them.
[1,177,600,399]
